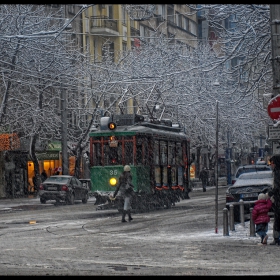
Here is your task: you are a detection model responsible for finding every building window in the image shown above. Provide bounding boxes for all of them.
[140,25,145,37]
[140,25,154,43]
[158,4,166,20]
[162,5,166,19]
[124,30,127,41]
[167,5,174,23]
[122,5,127,24]
[182,16,189,31]
[175,12,181,27]
[68,5,75,14]
[122,42,127,52]
[189,20,197,36]
[102,42,114,62]
[108,5,113,19]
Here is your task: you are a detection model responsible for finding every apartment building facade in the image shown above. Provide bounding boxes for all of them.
[81,4,198,62]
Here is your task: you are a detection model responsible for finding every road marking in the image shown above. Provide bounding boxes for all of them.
[101,247,123,249]
[50,247,77,250]
[3,248,27,251]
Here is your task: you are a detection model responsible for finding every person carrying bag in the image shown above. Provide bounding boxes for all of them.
[112,165,135,222]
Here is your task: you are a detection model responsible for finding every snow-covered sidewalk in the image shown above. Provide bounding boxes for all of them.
[188,219,275,245]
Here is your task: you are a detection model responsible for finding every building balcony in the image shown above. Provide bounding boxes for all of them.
[90,16,119,36]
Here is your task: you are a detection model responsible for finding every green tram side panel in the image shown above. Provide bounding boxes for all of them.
[90,165,151,193]
[89,131,136,137]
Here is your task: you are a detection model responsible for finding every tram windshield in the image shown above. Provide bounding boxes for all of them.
[92,135,134,166]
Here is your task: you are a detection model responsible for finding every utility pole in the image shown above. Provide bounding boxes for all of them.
[270,5,280,99]
[61,83,69,175]
[226,130,231,185]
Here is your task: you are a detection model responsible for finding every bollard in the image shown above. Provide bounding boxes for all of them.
[223,208,229,236]
[239,199,245,226]
[250,207,256,237]
[229,204,235,231]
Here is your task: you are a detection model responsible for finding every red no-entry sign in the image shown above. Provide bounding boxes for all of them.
[268,95,280,120]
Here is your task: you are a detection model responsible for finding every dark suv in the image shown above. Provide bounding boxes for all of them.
[39,175,89,205]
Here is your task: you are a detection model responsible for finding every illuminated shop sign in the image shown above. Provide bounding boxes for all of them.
[47,141,61,151]
[29,152,60,160]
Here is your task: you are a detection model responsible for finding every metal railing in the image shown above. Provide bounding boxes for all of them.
[90,16,118,32]
[224,199,273,236]
[226,199,256,227]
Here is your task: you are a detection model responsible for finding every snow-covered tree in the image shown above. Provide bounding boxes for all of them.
[0,4,92,184]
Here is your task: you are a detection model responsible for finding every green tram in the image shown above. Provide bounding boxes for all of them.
[88,114,191,211]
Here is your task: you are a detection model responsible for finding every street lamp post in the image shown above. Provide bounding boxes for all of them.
[226,130,232,185]
[215,100,219,234]
[202,80,220,234]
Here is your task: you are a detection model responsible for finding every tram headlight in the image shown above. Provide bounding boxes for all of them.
[110,177,117,186]
[108,121,117,130]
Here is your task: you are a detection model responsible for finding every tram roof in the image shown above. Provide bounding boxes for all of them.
[89,122,189,140]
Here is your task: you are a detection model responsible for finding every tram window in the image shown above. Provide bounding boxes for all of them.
[125,142,133,165]
[104,145,110,165]
[102,142,122,165]
[136,137,148,165]
[168,143,176,165]
[154,140,159,165]
[109,147,119,165]
[142,138,149,165]
[136,138,142,164]
[176,143,182,165]
[94,143,102,166]
[160,141,167,165]
[136,145,142,164]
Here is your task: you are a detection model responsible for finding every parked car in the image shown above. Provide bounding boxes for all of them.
[39,175,89,204]
[226,170,273,222]
[231,164,271,185]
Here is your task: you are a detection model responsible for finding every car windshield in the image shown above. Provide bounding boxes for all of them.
[44,176,70,184]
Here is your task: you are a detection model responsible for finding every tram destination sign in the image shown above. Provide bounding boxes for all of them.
[268,125,280,140]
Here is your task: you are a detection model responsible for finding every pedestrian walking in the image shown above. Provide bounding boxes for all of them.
[41,170,48,182]
[54,167,60,175]
[112,165,135,222]
[199,167,208,192]
[267,154,280,245]
[28,176,35,194]
[252,193,272,245]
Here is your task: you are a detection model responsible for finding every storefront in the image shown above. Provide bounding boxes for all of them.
[27,141,62,192]
[27,141,85,192]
